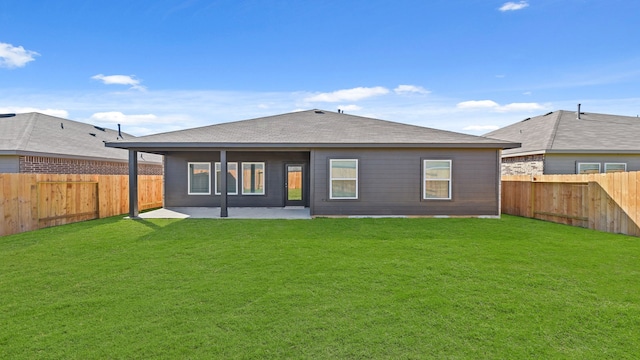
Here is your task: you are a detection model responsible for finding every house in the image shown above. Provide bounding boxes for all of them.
[0,112,162,174]
[485,106,640,175]
[105,109,519,218]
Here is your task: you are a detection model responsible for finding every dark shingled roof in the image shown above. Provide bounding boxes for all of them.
[0,112,162,163]
[106,109,519,150]
[485,110,640,156]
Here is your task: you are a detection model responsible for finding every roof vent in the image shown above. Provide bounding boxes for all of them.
[314,110,324,114]
[94,126,106,132]
[577,103,581,119]
[522,117,531,122]
[0,113,16,118]
[89,133,96,137]
[544,111,553,116]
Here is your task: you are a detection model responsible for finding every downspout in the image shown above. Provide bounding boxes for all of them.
[128,150,139,218]
[220,150,228,217]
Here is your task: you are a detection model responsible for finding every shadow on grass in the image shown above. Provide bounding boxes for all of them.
[130,218,166,232]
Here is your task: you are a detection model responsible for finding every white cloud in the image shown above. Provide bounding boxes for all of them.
[0,42,39,68]
[16,87,640,137]
[89,111,158,125]
[88,112,192,135]
[0,106,68,118]
[463,125,500,132]
[499,1,529,11]
[457,100,500,109]
[338,105,362,112]
[394,85,431,95]
[523,91,532,95]
[457,100,545,113]
[91,74,146,91]
[304,86,389,102]
[498,102,545,112]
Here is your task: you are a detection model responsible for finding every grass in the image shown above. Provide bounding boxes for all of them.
[1,215,639,359]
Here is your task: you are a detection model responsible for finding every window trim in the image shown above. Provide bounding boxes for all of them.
[577,162,601,174]
[604,162,627,173]
[214,162,238,195]
[187,162,211,195]
[241,162,266,195]
[329,159,359,200]
[423,159,452,200]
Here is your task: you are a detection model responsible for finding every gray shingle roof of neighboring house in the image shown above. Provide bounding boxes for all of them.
[485,110,640,156]
[106,109,520,150]
[0,112,162,163]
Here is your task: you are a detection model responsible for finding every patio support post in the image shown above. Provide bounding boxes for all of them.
[220,150,228,217]
[128,150,139,218]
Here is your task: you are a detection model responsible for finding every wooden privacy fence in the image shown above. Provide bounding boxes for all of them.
[0,174,163,237]
[502,172,640,236]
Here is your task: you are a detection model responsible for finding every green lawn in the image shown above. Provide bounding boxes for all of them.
[1,215,639,359]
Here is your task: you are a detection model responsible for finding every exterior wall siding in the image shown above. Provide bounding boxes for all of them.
[164,151,310,207]
[0,155,20,173]
[544,154,640,174]
[501,154,544,175]
[17,155,163,175]
[311,148,501,216]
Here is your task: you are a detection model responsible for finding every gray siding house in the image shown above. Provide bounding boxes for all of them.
[106,110,519,217]
[0,112,162,174]
[485,107,640,175]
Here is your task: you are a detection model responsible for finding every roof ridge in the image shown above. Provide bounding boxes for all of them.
[15,112,38,151]
[341,112,477,136]
[132,110,325,139]
[544,110,563,150]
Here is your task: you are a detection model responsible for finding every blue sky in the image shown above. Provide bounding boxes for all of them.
[1,0,639,136]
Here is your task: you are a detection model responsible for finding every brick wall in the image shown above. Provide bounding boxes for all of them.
[19,156,163,175]
[501,154,544,176]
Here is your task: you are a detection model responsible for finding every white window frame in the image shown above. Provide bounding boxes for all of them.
[187,162,211,195]
[329,159,358,200]
[241,162,266,195]
[423,160,452,200]
[215,162,238,195]
[604,163,627,173]
[577,162,601,174]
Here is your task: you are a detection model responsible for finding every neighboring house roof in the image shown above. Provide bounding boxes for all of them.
[106,109,519,151]
[485,110,640,157]
[0,112,162,163]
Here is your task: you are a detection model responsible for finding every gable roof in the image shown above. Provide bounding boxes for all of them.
[0,112,162,163]
[485,110,640,156]
[106,109,519,151]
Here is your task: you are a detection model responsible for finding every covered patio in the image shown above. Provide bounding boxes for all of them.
[138,207,311,219]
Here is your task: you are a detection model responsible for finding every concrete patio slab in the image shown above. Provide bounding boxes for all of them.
[138,207,311,219]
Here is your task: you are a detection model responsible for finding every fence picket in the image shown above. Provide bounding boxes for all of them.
[502,172,640,236]
[1,174,163,236]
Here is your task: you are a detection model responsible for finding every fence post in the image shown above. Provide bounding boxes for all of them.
[530,180,535,218]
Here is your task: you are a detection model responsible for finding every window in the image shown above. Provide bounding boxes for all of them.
[188,162,210,195]
[215,162,238,195]
[577,162,600,174]
[423,160,451,200]
[242,162,265,195]
[330,159,358,199]
[604,163,626,173]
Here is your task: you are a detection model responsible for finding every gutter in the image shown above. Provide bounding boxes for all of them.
[0,150,163,164]
[105,141,522,150]
[502,149,640,157]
